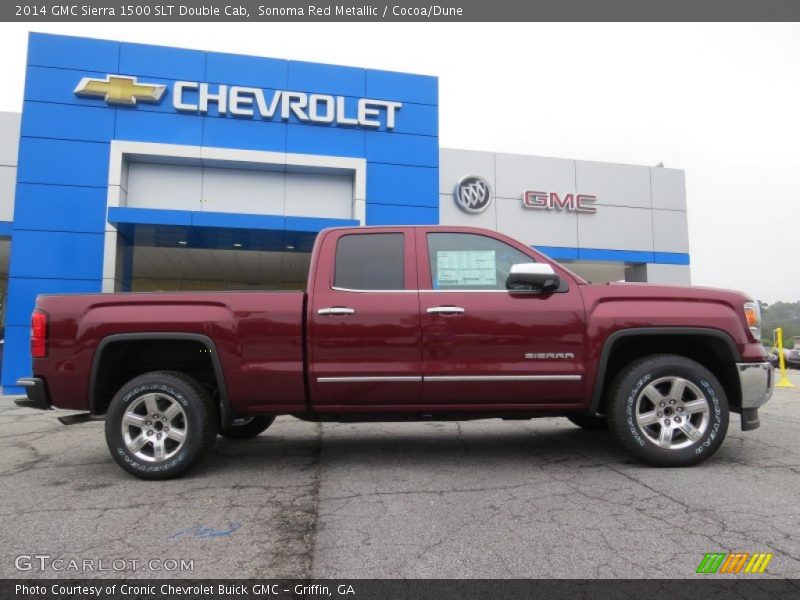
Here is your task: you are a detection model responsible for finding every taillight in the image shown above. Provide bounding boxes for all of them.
[31,309,48,358]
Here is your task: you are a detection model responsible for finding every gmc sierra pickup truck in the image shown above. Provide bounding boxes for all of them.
[16,226,774,479]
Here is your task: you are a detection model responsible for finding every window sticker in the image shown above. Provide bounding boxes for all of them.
[436,250,497,287]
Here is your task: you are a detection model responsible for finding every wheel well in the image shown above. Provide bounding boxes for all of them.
[91,339,220,415]
[596,334,741,414]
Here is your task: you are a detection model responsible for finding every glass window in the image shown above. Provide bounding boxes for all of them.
[427,233,534,290]
[334,233,404,290]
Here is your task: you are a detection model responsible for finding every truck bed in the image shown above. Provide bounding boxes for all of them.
[35,291,307,413]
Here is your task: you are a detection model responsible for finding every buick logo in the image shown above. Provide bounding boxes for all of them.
[454,176,492,214]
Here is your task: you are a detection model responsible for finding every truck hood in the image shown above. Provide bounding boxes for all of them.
[576,280,765,359]
[577,281,756,343]
[593,281,754,305]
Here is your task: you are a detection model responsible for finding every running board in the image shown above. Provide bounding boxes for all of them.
[57,413,104,426]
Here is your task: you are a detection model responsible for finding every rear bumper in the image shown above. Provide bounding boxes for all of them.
[13,378,51,411]
[737,362,774,409]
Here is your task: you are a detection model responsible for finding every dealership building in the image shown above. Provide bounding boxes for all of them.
[0,33,690,393]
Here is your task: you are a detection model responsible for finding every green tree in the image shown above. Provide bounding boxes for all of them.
[761,301,800,347]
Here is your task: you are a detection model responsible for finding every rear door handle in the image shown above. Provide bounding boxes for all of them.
[426,306,466,315]
[317,307,356,316]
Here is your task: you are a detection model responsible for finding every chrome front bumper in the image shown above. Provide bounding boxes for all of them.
[737,362,774,409]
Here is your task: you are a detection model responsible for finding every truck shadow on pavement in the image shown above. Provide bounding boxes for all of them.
[199,421,634,478]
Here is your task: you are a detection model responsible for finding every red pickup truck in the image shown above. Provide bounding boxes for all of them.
[16,226,773,479]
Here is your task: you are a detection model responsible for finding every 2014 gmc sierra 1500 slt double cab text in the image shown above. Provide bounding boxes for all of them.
[15,226,774,479]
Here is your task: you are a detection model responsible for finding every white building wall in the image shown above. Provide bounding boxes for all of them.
[439,148,691,284]
[0,112,20,222]
[126,161,354,219]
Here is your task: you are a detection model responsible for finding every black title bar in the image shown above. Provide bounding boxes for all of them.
[5,0,800,22]
[5,579,800,600]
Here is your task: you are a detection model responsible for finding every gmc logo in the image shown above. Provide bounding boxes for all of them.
[522,191,597,214]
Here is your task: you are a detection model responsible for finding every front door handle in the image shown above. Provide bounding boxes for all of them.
[317,307,356,316]
[426,306,466,315]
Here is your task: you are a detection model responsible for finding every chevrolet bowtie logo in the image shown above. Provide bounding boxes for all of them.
[73,75,166,106]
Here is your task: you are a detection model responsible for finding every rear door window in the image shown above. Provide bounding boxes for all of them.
[334,233,405,290]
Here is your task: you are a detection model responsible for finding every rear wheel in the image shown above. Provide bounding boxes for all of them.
[105,371,218,479]
[219,416,275,439]
[607,354,728,467]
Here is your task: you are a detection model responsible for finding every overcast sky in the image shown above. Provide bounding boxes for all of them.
[0,22,797,302]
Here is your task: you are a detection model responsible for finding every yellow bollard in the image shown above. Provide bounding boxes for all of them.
[775,328,796,388]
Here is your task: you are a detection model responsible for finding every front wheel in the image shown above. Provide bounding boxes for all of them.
[607,354,728,467]
[105,371,218,479]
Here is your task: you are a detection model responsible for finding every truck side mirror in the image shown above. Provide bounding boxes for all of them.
[507,263,560,292]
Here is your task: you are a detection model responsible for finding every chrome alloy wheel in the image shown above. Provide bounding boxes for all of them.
[634,376,710,450]
[121,393,188,462]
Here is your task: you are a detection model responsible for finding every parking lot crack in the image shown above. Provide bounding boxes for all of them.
[257,422,323,578]
[304,422,323,578]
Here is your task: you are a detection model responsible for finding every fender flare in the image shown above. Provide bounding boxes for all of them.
[89,332,233,424]
[586,326,742,416]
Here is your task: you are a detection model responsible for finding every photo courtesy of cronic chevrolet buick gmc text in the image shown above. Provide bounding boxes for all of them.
[15,226,774,479]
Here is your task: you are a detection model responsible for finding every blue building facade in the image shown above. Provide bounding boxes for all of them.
[1,33,439,393]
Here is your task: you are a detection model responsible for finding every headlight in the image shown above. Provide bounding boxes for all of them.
[743,301,762,341]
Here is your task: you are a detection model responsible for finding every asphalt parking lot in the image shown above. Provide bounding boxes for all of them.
[1,370,799,580]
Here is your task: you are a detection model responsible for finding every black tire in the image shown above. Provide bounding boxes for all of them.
[606,354,728,467]
[219,416,275,439]
[105,371,218,480]
[567,414,608,431]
